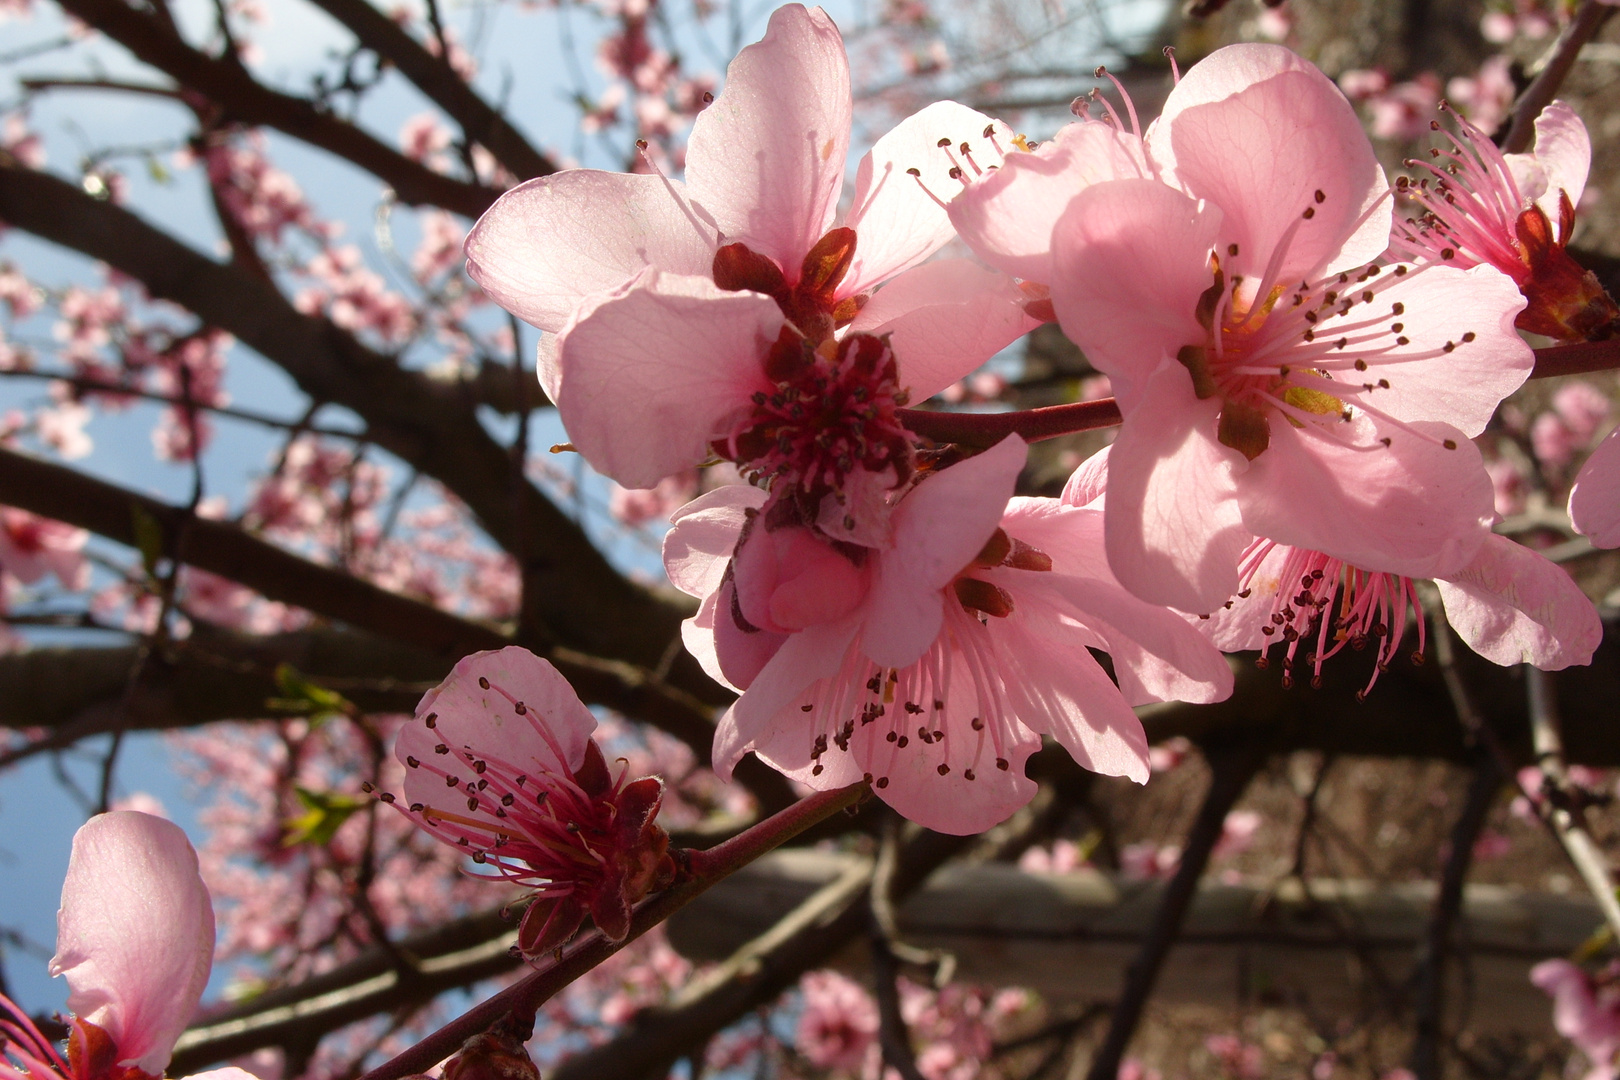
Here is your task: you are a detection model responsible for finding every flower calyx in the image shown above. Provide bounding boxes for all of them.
[1514,192,1620,342]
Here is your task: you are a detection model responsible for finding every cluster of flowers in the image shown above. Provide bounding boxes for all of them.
[461,4,1611,836]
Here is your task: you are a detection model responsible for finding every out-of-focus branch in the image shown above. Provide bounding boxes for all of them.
[47,0,507,217]
[1531,340,1620,380]
[303,0,557,182]
[1084,743,1265,1080]
[1409,753,1501,1080]
[0,447,505,659]
[1526,667,1620,939]
[1502,0,1616,154]
[0,155,700,676]
[547,829,972,1080]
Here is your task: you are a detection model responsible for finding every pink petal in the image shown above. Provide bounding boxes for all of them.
[1002,498,1233,705]
[849,259,1040,401]
[1570,427,1620,547]
[403,648,596,817]
[555,268,783,488]
[1436,534,1602,669]
[1341,264,1529,436]
[1049,179,1222,411]
[465,170,715,333]
[49,811,214,1075]
[536,334,561,404]
[683,4,849,271]
[1196,543,1289,652]
[1507,100,1590,221]
[1238,416,1494,580]
[1000,609,1151,783]
[1104,360,1251,612]
[714,618,860,777]
[713,575,791,689]
[663,485,765,597]
[680,588,736,690]
[1060,445,1111,510]
[733,523,870,632]
[949,120,1150,284]
[863,435,1026,668]
[179,1069,265,1080]
[1152,44,1389,282]
[843,102,1006,292]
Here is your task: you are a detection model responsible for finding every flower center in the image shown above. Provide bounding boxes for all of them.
[722,332,913,505]
[1175,208,1473,461]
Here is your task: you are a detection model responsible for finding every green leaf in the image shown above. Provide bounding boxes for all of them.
[268,663,355,724]
[130,504,166,578]
[283,785,369,847]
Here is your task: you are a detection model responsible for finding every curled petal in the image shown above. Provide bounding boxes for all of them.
[49,812,215,1076]
[664,485,767,598]
[1437,534,1602,669]
[1507,100,1591,223]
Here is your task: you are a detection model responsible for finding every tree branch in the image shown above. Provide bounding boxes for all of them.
[48,0,506,216]
[303,0,557,182]
[0,156,700,677]
[1409,753,1501,1080]
[1084,742,1265,1080]
[1502,0,1615,154]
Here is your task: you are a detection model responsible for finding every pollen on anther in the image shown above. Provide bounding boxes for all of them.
[937,137,952,148]
[1314,189,1326,203]
[995,757,1010,771]
[1443,439,1458,449]
[1302,207,1315,219]
[906,167,921,177]
[937,763,950,776]
[876,776,890,789]
[478,677,491,689]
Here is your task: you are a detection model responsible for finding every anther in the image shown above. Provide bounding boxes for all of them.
[478,677,490,689]
[1443,439,1457,450]
[937,763,950,776]
[424,713,438,727]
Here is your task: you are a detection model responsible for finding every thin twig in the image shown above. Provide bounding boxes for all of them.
[1527,666,1620,939]
[1409,753,1501,1080]
[870,819,929,1080]
[1083,742,1266,1080]
[356,783,868,1080]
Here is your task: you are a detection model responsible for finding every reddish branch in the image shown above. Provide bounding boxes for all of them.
[356,783,871,1080]
[1502,0,1617,155]
[305,0,558,182]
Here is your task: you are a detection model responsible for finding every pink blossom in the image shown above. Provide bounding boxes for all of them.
[1570,426,1620,547]
[1393,100,1617,341]
[1205,1034,1264,1079]
[466,4,1037,492]
[1446,55,1516,135]
[1200,531,1600,693]
[399,113,453,168]
[795,971,878,1070]
[1532,959,1620,1079]
[1365,74,1441,141]
[0,507,89,590]
[1121,841,1181,880]
[0,812,223,1080]
[383,647,674,955]
[664,436,1232,834]
[1031,45,1524,613]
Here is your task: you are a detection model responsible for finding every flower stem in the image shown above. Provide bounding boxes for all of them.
[898,398,1123,447]
[355,782,868,1080]
[1531,339,1620,379]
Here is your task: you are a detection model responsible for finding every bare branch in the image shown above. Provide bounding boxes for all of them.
[1502,0,1616,154]
[304,0,558,182]
[1084,742,1265,1080]
[48,0,506,216]
[1409,754,1501,1080]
